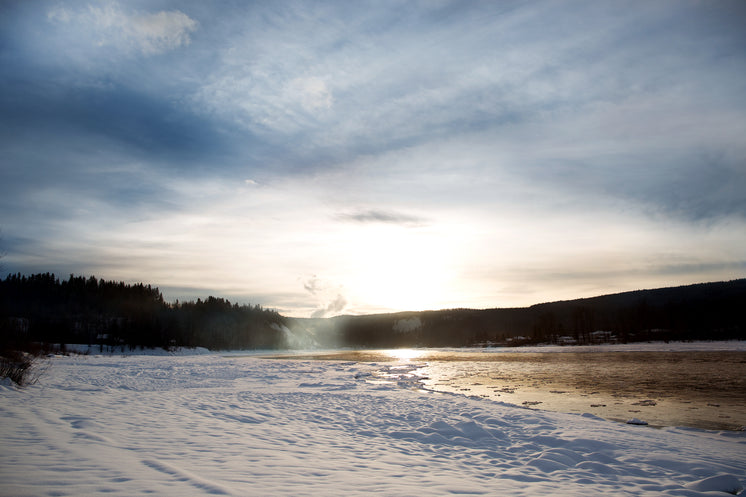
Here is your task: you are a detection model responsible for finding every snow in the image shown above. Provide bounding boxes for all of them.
[685,475,744,495]
[626,418,649,426]
[1,346,745,496]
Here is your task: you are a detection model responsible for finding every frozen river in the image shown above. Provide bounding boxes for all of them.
[3,344,745,496]
[270,345,746,431]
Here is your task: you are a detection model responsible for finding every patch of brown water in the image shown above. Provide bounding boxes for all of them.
[267,349,746,431]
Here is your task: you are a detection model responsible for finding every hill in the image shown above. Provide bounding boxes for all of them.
[2,273,744,351]
[287,279,746,347]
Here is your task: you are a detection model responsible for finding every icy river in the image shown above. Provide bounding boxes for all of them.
[270,344,746,431]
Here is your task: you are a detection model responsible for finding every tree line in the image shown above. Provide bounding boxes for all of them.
[0,273,289,353]
[2,273,745,355]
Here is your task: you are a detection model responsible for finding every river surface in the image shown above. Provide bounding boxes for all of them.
[268,346,746,431]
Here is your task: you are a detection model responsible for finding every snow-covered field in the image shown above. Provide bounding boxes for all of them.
[1,347,744,496]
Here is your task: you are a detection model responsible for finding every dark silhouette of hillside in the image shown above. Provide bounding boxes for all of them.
[0,273,289,353]
[2,273,744,353]
[289,279,746,348]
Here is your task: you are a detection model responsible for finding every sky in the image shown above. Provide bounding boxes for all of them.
[1,0,745,318]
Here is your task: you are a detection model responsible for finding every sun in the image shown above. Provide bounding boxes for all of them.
[346,224,457,312]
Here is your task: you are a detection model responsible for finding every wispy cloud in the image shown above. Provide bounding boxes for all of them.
[303,275,322,296]
[47,2,198,56]
[311,294,347,318]
[302,275,348,317]
[336,209,426,227]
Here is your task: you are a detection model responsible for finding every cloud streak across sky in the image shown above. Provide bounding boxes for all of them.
[2,0,745,316]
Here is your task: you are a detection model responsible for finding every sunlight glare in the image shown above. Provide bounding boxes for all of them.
[347,224,458,312]
[386,348,425,362]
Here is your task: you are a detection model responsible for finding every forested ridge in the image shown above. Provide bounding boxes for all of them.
[2,273,745,355]
[334,280,746,347]
[294,279,746,348]
[0,273,288,352]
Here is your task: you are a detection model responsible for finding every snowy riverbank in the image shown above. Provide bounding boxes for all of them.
[1,350,744,496]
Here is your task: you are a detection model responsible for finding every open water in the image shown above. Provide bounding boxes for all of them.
[274,348,746,431]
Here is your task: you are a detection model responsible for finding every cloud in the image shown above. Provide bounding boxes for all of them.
[197,71,335,136]
[303,275,348,317]
[47,2,198,56]
[303,275,321,295]
[336,209,427,227]
[287,77,333,112]
[311,294,347,319]
[182,0,746,227]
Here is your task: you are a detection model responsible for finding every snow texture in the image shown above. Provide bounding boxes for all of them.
[1,349,744,496]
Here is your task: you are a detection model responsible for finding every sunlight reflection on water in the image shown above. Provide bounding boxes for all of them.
[267,348,746,431]
[383,348,427,362]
